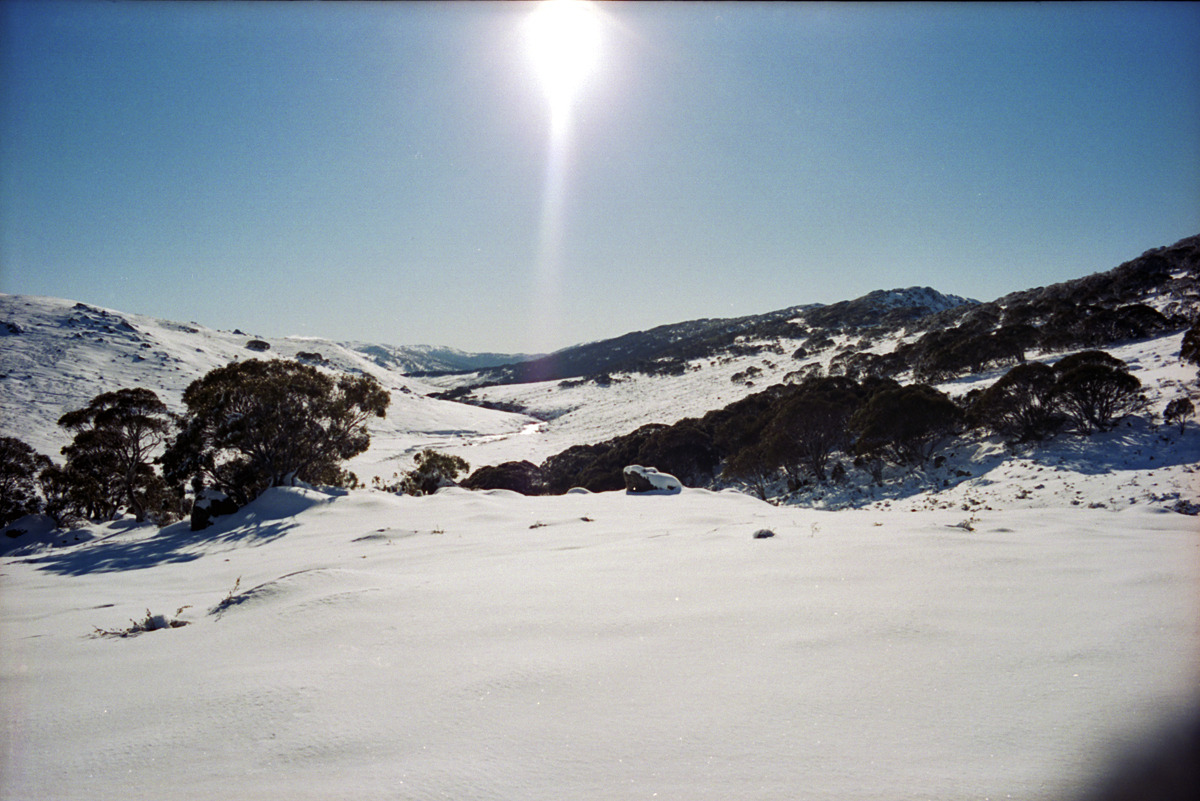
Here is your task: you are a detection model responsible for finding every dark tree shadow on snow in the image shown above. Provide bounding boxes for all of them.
[1045,420,1200,475]
[784,416,1199,510]
[16,515,295,577]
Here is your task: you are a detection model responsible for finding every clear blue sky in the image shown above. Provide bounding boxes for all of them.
[2,1,1198,353]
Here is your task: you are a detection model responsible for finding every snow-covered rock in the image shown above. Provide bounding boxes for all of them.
[623,464,683,494]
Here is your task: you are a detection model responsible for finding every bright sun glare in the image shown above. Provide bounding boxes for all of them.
[525,0,601,111]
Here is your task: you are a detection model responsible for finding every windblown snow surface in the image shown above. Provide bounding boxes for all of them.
[2,293,1199,800]
[3,488,1197,801]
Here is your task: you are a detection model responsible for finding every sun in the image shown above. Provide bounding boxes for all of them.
[524,0,601,111]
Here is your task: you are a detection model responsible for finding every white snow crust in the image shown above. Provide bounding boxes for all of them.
[2,488,1197,800]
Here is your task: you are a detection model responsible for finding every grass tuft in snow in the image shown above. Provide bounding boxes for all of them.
[207,576,243,619]
[91,606,191,638]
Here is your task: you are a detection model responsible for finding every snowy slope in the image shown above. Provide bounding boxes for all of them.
[2,487,1196,800]
[0,294,538,476]
[349,342,541,375]
[4,290,1198,507]
[416,324,1199,515]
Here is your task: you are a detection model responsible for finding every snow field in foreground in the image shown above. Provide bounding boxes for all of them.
[2,487,1198,801]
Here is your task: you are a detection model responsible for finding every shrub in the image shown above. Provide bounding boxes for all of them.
[1052,362,1144,433]
[1164,397,1194,433]
[1182,323,1200,368]
[721,443,775,500]
[37,464,86,527]
[1053,349,1127,373]
[0,436,51,526]
[731,366,762,385]
[762,377,860,482]
[911,328,1027,382]
[538,422,700,494]
[540,442,610,494]
[163,360,389,506]
[703,385,792,458]
[635,420,720,487]
[401,449,469,496]
[849,384,962,468]
[1040,305,1172,351]
[461,461,546,495]
[969,362,1064,442]
[93,606,191,638]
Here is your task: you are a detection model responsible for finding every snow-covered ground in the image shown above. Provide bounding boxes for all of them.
[3,486,1197,800]
[2,292,1199,799]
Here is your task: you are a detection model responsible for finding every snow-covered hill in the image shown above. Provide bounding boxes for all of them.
[450,286,975,388]
[0,294,539,474]
[0,287,993,484]
[418,338,1194,524]
[349,341,542,375]
[4,238,1199,503]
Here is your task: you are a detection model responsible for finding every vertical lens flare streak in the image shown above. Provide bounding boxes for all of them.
[535,108,572,356]
[524,0,601,353]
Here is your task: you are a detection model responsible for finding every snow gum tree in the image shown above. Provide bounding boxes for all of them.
[163,360,390,506]
[57,388,176,522]
[969,362,1064,443]
[763,377,861,483]
[1052,364,1143,433]
[1164,396,1194,434]
[1050,351,1144,434]
[1181,322,1200,370]
[720,443,775,500]
[0,436,51,526]
[848,384,962,469]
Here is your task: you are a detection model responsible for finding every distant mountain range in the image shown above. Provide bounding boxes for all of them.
[349,342,544,375]
[462,287,976,387]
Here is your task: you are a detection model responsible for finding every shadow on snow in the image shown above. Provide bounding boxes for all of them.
[782,417,1198,510]
[17,513,295,577]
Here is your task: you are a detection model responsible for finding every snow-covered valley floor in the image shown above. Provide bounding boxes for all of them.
[3,486,1197,800]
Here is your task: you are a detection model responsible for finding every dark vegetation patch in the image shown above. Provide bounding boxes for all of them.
[465,339,1159,498]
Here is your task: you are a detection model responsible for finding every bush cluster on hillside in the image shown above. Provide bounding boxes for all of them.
[1,360,389,530]
[461,346,1159,500]
[966,351,1147,440]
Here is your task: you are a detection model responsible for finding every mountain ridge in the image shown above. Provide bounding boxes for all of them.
[442,286,976,387]
[2,232,1197,479]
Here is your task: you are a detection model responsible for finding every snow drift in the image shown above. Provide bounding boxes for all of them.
[2,487,1197,800]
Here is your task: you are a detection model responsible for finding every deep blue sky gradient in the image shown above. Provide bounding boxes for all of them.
[2,1,1198,352]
